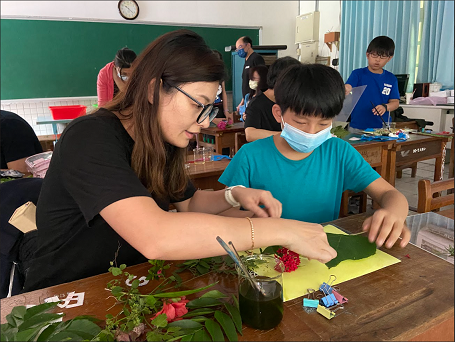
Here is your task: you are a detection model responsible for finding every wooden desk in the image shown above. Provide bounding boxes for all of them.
[388,133,450,187]
[197,122,245,157]
[343,134,394,181]
[187,158,230,190]
[2,212,453,341]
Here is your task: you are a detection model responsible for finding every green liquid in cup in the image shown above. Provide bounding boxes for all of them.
[239,278,283,330]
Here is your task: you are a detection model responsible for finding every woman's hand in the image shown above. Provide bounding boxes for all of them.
[362,209,411,248]
[231,187,282,218]
[345,84,352,96]
[282,220,337,264]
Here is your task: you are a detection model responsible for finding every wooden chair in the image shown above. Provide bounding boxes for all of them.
[234,132,247,154]
[339,190,368,218]
[417,178,454,213]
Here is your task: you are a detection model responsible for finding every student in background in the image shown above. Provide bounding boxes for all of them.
[345,36,400,132]
[239,65,268,121]
[0,110,43,173]
[244,56,300,142]
[235,36,265,112]
[211,50,233,125]
[220,63,411,249]
[97,47,137,107]
[23,30,336,292]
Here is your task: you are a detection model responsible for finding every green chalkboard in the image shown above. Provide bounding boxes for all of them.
[0,19,259,100]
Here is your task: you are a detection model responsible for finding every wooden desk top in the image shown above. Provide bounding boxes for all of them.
[200,122,245,134]
[2,212,453,341]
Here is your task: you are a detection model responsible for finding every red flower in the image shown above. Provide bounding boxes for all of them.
[151,297,189,323]
[275,247,301,272]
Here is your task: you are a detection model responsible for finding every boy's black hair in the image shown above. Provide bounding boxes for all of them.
[114,47,137,68]
[266,56,301,89]
[366,36,395,57]
[274,63,345,119]
[241,36,253,46]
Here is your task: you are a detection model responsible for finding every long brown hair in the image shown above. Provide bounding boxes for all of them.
[104,29,226,200]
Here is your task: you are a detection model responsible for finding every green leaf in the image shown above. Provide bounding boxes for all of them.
[181,334,194,342]
[36,323,61,341]
[199,260,211,268]
[261,245,281,255]
[188,316,209,323]
[62,319,101,338]
[48,331,85,341]
[111,267,122,276]
[0,330,10,342]
[151,314,168,328]
[111,286,123,295]
[325,233,377,268]
[183,308,215,318]
[201,290,228,299]
[153,283,217,298]
[147,331,163,342]
[11,306,27,320]
[15,326,46,342]
[186,298,223,309]
[215,311,238,341]
[205,319,225,342]
[18,313,62,331]
[192,329,212,341]
[197,265,210,275]
[168,320,203,330]
[146,295,157,307]
[131,279,140,288]
[123,307,130,317]
[119,264,127,270]
[231,295,239,310]
[224,303,242,335]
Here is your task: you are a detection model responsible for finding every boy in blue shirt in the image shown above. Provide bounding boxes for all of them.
[219,63,410,249]
[345,36,400,131]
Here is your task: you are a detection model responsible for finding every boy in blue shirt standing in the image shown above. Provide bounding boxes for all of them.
[345,36,400,131]
[219,63,410,249]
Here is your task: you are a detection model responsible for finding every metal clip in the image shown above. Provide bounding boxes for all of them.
[303,288,319,312]
[317,304,336,319]
[319,275,337,294]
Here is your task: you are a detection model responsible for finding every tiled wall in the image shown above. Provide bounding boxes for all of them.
[1,97,98,136]
[1,92,233,137]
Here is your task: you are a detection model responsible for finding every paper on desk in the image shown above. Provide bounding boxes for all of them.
[281,225,400,301]
[334,85,367,123]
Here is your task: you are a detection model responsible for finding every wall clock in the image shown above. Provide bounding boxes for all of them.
[118,0,139,20]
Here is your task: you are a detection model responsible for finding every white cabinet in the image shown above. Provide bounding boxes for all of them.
[401,104,454,132]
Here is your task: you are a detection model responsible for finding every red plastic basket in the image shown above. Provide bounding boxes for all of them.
[49,105,87,120]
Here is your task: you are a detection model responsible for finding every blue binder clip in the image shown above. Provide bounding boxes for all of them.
[319,275,339,308]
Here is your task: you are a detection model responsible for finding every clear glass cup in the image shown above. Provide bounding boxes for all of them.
[203,147,213,162]
[193,147,205,165]
[237,254,284,330]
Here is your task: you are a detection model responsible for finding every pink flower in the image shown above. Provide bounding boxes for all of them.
[217,121,227,130]
[151,297,189,323]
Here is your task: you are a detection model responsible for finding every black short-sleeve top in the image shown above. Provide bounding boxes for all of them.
[23,109,196,292]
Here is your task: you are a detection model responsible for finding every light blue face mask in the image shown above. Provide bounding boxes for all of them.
[280,119,333,153]
[237,48,247,58]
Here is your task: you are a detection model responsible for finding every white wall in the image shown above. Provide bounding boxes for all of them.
[1,1,299,58]
[299,0,341,65]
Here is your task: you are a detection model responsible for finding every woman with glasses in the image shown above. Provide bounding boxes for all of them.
[97,47,137,106]
[23,30,336,292]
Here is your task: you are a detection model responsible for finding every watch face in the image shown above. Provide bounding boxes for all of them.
[118,0,139,20]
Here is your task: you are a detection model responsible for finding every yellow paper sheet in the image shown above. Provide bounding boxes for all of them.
[282,225,401,301]
[245,225,401,302]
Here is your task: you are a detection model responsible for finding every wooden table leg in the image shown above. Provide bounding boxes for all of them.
[388,146,398,187]
[215,135,223,156]
[434,142,446,182]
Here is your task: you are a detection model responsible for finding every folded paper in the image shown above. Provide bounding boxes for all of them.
[8,201,37,233]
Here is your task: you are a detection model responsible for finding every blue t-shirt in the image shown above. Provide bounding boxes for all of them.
[346,67,400,130]
[219,136,380,223]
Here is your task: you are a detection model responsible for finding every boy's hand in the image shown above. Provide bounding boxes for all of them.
[345,84,352,96]
[372,105,386,116]
[362,209,411,248]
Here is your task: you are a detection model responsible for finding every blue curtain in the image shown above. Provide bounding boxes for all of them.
[417,1,454,89]
[340,1,420,92]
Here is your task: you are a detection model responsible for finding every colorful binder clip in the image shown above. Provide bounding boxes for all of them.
[317,304,336,320]
[319,275,339,308]
[303,289,319,313]
[332,290,348,304]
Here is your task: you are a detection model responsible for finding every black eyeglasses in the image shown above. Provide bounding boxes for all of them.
[174,86,219,124]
